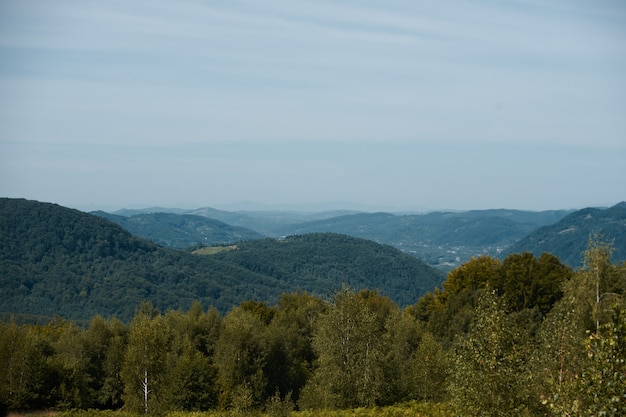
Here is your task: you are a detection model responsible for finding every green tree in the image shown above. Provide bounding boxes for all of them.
[428,256,501,346]
[99,317,128,409]
[47,321,91,409]
[214,306,268,410]
[382,309,423,403]
[531,235,623,416]
[533,294,588,416]
[121,302,173,414]
[534,252,574,314]
[410,331,448,403]
[0,321,39,410]
[17,318,86,410]
[164,303,220,411]
[170,344,218,411]
[81,315,113,408]
[263,292,325,405]
[580,305,626,416]
[300,287,386,409]
[583,233,617,331]
[441,256,501,300]
[449,291,532,416]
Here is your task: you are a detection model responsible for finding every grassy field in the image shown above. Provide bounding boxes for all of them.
[10,402,454,417]
[192,245,238,255]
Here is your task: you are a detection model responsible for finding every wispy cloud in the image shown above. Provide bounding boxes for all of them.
[0,0,624,209]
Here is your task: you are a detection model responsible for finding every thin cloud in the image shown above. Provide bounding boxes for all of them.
[0,0,624,210]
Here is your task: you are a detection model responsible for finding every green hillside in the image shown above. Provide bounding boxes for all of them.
[93,211,266,249]
[100,206,570,271]
[211,233,444,307]
[501,202,626,267]
[0,198,443,323]
[273,209,571,270]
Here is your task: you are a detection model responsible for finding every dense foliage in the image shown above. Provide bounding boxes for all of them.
[0,199,443,323]
[0,199,290,321]
[211,233,443,307]
[2,235,625,416]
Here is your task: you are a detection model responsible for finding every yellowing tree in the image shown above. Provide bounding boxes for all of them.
[300,287,386,410]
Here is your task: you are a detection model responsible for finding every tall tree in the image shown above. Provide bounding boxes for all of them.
[214,306,268,410]
[427,256,501,346]
[47,321,91,409]
[300,287,386,409]
[535,237,625,415]
[382,309,423,404]
[99,317,128,409]
[121,302,172,414]
[0,322,39,411]
[533,291,589,416]
[263,292,325,404]
[410,331,448,403]
[170,343,218,411]
[580,306,626,416]
[164,303,220,411]
[583,233,617,331]
[449,291,533,416]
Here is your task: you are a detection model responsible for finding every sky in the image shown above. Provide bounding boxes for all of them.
[1,0,625,212]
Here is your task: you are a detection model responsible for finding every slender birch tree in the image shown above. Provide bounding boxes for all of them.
[121,302,172,414]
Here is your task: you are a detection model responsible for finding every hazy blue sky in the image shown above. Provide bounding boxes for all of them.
[1,0,624,212]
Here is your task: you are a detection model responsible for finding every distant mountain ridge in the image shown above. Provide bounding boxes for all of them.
[501,202,626,267]
[0,198,443,323]
[275,209,569,242]
[113,206,360,236]
[270,209,572,269]
[102,206,572,271]
[93,211,266,249]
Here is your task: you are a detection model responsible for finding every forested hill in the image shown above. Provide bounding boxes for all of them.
[95,206,571,270]
[0,198,443,323]
[501,202,626,267]
[272,209,571,268]
[210,233,445,307]
[92,211,266,249]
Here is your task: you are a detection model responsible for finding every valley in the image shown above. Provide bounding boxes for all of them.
[97,205,614,271]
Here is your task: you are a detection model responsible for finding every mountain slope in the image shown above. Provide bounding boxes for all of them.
[0,199,290,322]
[501,202,626,267]
[104,206,570,270]
[0,198,443,323]
[273,209,571,269]
[93,211,266,249]
[211,233,444,307]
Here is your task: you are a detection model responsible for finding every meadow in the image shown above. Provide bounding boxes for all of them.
[11,402,454,417]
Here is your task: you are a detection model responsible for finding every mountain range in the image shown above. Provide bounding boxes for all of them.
[98,203,626,270]
[0,198,444,323]
[99,206,576,270]
[502,202,626,267]
[93,211,265,249]
[2,197,624,323]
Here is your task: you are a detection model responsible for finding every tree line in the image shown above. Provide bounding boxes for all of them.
[1,238,625,416]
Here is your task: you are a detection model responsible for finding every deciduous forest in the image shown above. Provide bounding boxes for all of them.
[1,237,624,417]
